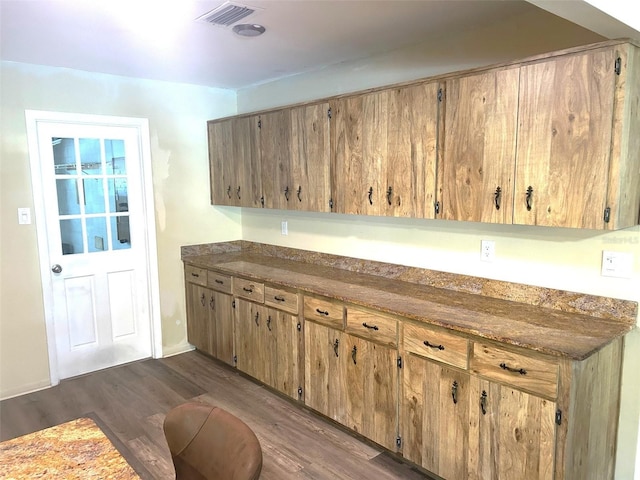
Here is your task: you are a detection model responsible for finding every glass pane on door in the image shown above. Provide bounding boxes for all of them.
[56,179,81,215]
[60,218,83,255]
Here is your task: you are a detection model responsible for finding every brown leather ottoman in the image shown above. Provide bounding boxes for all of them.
[163,402,262,480]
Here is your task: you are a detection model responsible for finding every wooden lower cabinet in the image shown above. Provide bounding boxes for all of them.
[236,298,301,400]
[212,291,234,366]
[185,282,213,354]
[304,317,399,452]
[403,354,470,479]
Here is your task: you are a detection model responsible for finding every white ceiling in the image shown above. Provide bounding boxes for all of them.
[0,0,638,90]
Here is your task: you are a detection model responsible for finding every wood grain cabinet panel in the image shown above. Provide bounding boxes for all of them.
[403,322,469,369]
[261,102,331,211]
[207,271,232,294]
[303,295,344,328]
[264,285,299,315]
[345,307,398,347]
[208,115,262,207]
[232,277,265,303]
[439,68,519,223]
[331,82,439,218]
[513,47,635,229]
[185,282,212,354]
[402,354,470,479]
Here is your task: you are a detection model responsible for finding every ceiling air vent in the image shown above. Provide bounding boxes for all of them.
[196,2,257,27]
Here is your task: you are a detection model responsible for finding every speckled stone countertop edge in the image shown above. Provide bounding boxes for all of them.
[181,242,637,360]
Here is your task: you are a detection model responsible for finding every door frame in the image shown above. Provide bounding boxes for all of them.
[25,110,162,386]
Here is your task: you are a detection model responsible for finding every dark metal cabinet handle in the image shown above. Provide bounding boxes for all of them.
[480,390,487,415]
[200,293,206,306]
[297,186,302,202]
[368,187,373,205]
[333,339,339,357]
[227,186,232,198]
[424,340,445,351]
[243,287,253,293]
[362,322,379,331]
[525,186,533,211]
[254,312,260,326]
[209,296,215,310]
[352,345,357,364]
[267,316,272,331]
[386,186,393,205]
[494,186,501,210]
[451,381,458,404]
[284,186,290,201]
[191,272,200,278]
[236,186,241,200]
[500,363,527,375]
[316,308,329,316]
[215,279,224,284]
[274,295,286,302]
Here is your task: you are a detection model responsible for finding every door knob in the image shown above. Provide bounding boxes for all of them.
[51,264,62,273]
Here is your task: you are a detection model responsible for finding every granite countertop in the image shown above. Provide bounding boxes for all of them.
[0,417,140,479]
[184,250,635,361]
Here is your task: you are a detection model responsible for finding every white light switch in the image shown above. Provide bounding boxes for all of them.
[601,251,633,278]
[18,207,31,225]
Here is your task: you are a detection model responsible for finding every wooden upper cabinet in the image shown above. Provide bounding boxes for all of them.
[331,82,439,217]
[440,68,519,223]
[514,48,619,229]
[208,115,262,208]
[261,102,330,211]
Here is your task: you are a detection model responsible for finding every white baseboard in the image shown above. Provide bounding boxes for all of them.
[162,342,195,358]
[0,379,52,401]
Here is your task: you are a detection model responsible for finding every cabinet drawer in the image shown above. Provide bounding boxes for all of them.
[470,342,559,399]
[185,265,207,286]
[265,286,299,314]
[232,277,265,303]
[207,271,232,294]
[304,296,344,329]
[404,323,468,370]
[346,307,397,347]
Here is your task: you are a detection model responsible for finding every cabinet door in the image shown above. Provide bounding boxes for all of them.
[290,102,331,212]
[235,299,260,379]
[331,91,387,216]
[208,119,236,206]
[386,83,439,218]
[468,377,557,480]
[514,48,617,228]
[440,68,519,223]
[260,109,291,210]
[186,282,212,354]
[212,291,234,366]
[273,309,301,399]
[343,332,398,452]
[304,321,345,423]
[403,354,469,479]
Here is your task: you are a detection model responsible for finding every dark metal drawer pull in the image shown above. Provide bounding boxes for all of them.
[316,308,329,316]
[352,345,357,365]
[274,295,286,302]
[362,322,379,331]
[191,272,200,278]
[243,287,254,293]
[451,381,458,404]
[333,339,339,357]
[215,279,224,284]
[254,312,260,326]
[424,340,445,351]
[267,316,272,331]
[500,363,527,375]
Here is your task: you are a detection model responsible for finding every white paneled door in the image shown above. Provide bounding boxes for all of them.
[27,113,159,381]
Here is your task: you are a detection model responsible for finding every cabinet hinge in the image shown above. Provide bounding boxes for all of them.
[397,356,403,369]
[396,436,402,448]
[298,386,303,398]
[232,299,236,309]
[437,88,444,102]
[260,196,265,207]
[615,57,622,75]
[604,206,611,223]
[297,322,302,332]
[434,201,441,215]
[329,198,334,210]
[233,355,237,364]
[555,409,562,425]
[258,118,262,129]
[327,107,332,119]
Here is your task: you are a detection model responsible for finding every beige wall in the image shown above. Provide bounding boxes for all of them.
[0,61,240,398]
[235,9,640,480]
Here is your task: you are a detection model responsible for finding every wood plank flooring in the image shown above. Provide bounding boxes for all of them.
[0,351,433,479]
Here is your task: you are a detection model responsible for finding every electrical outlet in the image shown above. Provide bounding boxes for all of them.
[601,251,632,278]
[281,220,288,236]
[481,240,495,262]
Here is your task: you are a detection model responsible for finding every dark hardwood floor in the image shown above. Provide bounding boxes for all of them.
[0,351,432,479]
